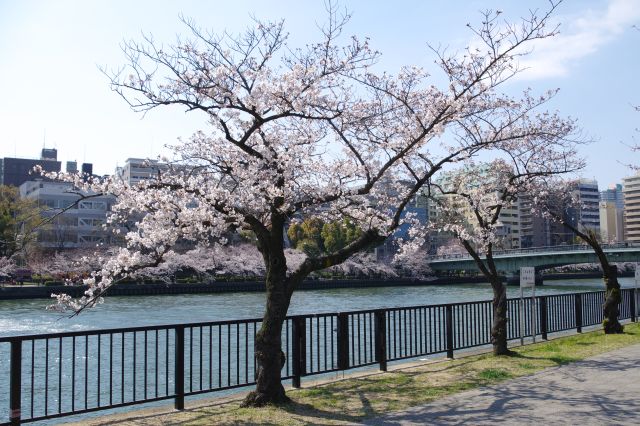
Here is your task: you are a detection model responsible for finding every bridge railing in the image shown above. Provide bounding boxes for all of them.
[427,242,640,261]
[1,288,637,425]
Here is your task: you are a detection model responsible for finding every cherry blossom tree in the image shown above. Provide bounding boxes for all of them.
[532,178,624,334]
[0,256,15,280]
[44,3,580,404]
[435,238,466,257]
[392,247,433,279]
[46,251,91,283]
[22,248,110,284]
[128,244,260,282]
[426,154,582,354]
[327,252,398,278]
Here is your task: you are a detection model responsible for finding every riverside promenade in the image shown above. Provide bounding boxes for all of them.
[64,340,640,425]
[367,344,640,425]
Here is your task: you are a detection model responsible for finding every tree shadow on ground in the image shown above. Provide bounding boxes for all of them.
[75,397,372,426]
[366,347,640,425]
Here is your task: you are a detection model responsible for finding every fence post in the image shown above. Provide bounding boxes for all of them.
[540,296,548,340]
[337,313,350,370]
[631,289,637,323]
[175,325,185,410]
[445,305,454,359]
[575,294,582,333]
[374,310,387,372]
[291,316,306,388]
[10,339,22,426]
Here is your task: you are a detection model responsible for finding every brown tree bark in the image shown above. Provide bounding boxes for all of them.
[242,212,295,407]
[490,278,510,355]
[240,214,385,407]
[491,277,511,355]
[460,241,511,355]
[552,219,624,334]
[242,225,295,407]
[603,265,624,334]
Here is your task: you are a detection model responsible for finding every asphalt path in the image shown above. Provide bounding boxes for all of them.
[365,344,640,425]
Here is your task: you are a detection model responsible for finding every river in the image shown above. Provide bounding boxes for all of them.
[1,277,633,338]
[1,277,636,425]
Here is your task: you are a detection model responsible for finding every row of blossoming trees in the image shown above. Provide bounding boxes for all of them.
[37,2,610,406]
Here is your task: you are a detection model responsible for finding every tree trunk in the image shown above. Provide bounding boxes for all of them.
[490,278,510,355]
[603,265,624,334]
[242,245,293,407]
[556,222,623,334]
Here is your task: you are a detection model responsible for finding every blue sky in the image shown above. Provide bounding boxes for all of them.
[0,0,638,188]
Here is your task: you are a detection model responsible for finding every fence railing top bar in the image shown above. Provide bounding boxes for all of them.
[547,290,606,298]
[334,298,498,316]
[289,312,338,320]
[0,315,264,343]
[0,288,626,343]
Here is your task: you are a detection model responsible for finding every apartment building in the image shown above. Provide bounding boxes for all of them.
[19,180,117,249]
[623,174,640,242]
[599,184,625,243]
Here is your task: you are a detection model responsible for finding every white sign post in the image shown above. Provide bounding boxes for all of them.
[520,267,536,346]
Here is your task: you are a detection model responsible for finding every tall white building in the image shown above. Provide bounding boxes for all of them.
[599,183,625,243]
[600,201,624,243]
[623,174,640,242]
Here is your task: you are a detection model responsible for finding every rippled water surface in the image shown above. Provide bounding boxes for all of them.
[1,277,632,337]
[0,277,636,425]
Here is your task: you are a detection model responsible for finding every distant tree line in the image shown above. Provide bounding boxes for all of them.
[287,218,363,256]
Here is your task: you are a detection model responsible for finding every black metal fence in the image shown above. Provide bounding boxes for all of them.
[1,288,638,425]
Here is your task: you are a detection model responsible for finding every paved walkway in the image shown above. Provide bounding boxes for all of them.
[365,344,640,425]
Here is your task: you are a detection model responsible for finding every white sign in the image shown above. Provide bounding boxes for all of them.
[635,263,640,282]
[520,267,535,288]
[519,266,537,345]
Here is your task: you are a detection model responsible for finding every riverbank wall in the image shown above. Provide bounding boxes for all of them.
[0,277,484,300]
[1,272,628,300]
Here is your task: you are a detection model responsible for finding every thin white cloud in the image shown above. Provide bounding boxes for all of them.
[517,0,640,80]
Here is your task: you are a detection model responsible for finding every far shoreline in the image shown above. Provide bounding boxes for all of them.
[0,271,628,301]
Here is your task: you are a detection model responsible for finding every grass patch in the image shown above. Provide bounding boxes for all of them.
[518,362,537,370]
[77,322,640,426]
[478,368,512,380]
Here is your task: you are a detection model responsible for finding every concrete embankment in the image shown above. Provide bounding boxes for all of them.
[1,272,625,300]
[0,277,472,300]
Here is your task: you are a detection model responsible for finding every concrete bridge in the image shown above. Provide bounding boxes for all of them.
[427,243,640,278]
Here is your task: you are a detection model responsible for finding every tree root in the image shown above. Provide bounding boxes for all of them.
[241,389,291,407]
[603,318,624,334]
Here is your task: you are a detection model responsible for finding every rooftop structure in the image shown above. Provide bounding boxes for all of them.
[0,149,94,188]
[0,152,61,187]
[116,158,168,186]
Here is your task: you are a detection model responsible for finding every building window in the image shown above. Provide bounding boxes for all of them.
[79,201,107,210]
